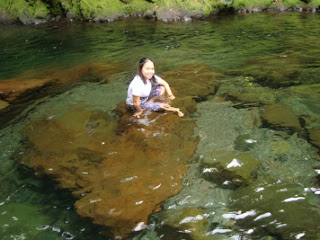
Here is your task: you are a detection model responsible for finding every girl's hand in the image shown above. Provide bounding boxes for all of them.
[133,110,143,118]
[168,94,175,100]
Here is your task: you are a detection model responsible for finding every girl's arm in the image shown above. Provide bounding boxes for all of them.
[157,79,175,99]
[133,95,143,118]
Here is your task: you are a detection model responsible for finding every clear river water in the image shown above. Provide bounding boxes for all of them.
[0,12,319,240]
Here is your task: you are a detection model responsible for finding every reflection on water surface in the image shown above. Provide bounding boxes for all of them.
[0,12,320,240]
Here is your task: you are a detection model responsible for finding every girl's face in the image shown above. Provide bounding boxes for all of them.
[141,61,155,80]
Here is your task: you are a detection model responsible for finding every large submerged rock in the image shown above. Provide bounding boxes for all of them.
[200,150,260,189]
[20,107,197,238]
[229,180,320,239]
[19,63,220,238]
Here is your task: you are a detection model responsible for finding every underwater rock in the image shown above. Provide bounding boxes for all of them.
[227,54,302,88]
[261,104,302,131]
[0,61,123,102]
[229,180,320,239]
[0,99,9,109]
[156,207,211,240]
[252,132,319,187]
[162,64,221,102]
[200,150,260,189]
[195,99,259,154]
[234,134,259,152]
[0,78,50,102]
[20,105,197,238]
[309,128,320,148]
[230,92,276,106]
[217,76,276,106]
[279,84,320,127]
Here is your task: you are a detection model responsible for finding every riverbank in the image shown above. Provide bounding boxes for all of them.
[0,0,320,25]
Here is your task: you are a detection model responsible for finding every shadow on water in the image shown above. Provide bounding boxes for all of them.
[0,12,320,240]
[1,162,111,240]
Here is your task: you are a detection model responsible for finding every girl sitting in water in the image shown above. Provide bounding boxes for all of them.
[126,57,184,118]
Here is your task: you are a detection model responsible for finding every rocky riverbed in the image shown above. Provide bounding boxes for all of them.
[1,60,318,239]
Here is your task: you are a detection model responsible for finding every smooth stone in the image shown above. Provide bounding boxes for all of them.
[261,104,302,131]
[309,128,320,148]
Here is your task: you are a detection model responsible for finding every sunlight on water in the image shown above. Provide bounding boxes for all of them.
[0,12,319,240]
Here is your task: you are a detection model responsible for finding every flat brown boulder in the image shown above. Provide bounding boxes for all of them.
[20,106,197,238]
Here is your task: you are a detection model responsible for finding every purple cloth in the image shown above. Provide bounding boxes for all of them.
[140,85,163,111]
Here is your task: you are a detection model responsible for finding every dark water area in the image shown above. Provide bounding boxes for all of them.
[0,12,320,240]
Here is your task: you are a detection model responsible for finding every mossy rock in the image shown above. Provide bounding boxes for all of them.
[15,0,51,24]
[234,134,259,152]
[261,104,302,131]
[0,100,9,110]
[232,92,276,105]
[157,207,211,240]
[229,180,320,239]
[227,54,302,89]
[217,77,277,106]
[281,84,320,120]
[309,127,320,148]
[162,64,221,101]
[200,150,260,189]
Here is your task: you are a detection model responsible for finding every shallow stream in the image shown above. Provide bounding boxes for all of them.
[0,12,319,240]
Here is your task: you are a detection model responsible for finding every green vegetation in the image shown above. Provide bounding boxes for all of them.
[309,0,320,7]
[0,0,319,24]
[0,0,50,23]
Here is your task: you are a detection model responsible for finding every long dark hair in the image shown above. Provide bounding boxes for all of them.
[138,57,157,84]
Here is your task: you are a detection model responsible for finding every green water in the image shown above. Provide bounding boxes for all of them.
[0,12,320,240]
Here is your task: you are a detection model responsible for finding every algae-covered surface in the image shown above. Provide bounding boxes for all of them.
[0,12,320,239]
[1,0,320,24]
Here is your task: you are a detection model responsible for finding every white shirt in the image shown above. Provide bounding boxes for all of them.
[126,75,162,105]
